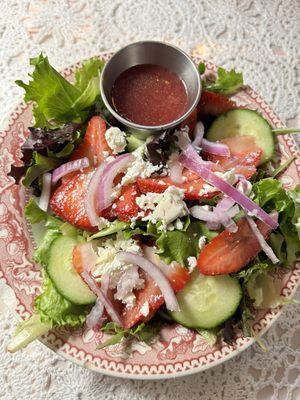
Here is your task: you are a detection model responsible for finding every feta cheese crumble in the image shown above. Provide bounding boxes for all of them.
[140,301,150,317]
[105,127,127,154]
[174,219,184,230]
[120,145,161,187]
[97,217,110,230]
[136,186,189,230]
[198,236,206,251]
[198,169,237,195]
[187,256,197,272]
[93,233,144,307]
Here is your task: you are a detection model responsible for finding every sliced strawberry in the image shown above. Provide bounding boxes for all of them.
[137,169,219,201]
[205,136,262,179]
[207,136,262,168]
[72,245,84,274]
[179,108,197,136]
[121,255,190,329]
[197,218,273,275]
[102,183,141,223]
[71,116,112,166]
[50,168,95,231]
[197,91,236,119]
[137,136,260,199]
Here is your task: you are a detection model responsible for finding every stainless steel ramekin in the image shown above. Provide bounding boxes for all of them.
[100,41,201,136]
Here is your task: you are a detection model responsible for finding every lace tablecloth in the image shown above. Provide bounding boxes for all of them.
[0,1,299,399]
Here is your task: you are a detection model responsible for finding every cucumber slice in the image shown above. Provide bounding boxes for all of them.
[207,109,274,164]
[126,134,145,152]
[170,271,242,329]
[47,236,96,305]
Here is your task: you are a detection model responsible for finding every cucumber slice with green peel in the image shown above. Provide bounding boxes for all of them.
[126,134,145,152]
[47,236,96,305]
[170,271,242,329]
[207,109,274,164]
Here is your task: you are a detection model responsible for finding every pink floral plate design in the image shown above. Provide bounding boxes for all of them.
[0,53,299,380]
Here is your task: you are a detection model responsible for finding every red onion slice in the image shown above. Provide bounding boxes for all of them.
[190,206,220,222]
[52,157,89,184]
[82,271,123,327]
[206,221,221,230]
[85,163,107,226]
[237,175,252,196]
[97,154,134,212]
[183,144,214,169]
[246,216,279,264]
[222,218,238,233]
[79,243,98,273]
[192,121,205,147]
[201,139,230,156]
[86,274,110,330]
[215,196,236,213]
[179,146,278,230]
[39,173,52,211]
[116,251,179,312]
[169,158,184,183]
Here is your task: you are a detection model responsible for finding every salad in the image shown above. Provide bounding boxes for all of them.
[7,54,300,352]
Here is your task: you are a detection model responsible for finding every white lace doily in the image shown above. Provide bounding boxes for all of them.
[0,1,299,399]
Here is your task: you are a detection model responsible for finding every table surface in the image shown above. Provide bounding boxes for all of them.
[0,1,299,399]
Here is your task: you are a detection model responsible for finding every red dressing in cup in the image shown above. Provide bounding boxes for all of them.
[111,64,188,126]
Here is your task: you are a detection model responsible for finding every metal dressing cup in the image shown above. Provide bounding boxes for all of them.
[100,41,201,138]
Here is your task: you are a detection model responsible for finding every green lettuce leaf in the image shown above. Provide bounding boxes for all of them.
[16,54,104,128]
[252,178,291,212]
[25,198,62,227]
[7,313,51,353]
[73,57,104,109]
[288,185,300,240]
[156,222,217,267]
[22,152,61,187]
[35,274,87,327]
[234,262,275,283]
[252,179,300,266]
[97,319,162,349]
[204,67,243,95]
[25,199,80,264]
[32,229,61,266]
[196,328,218,347]
[244,263,286,309]
[247,273,284,309]
[89,220,130,240]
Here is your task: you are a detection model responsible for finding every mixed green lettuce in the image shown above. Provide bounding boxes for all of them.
[252,178,300,266]
[35,274,87,327]
[16,54,104,128]
[232,179,300,336]
[155,221,217,267]
[11,55,104,190]
[198,62,244,95]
